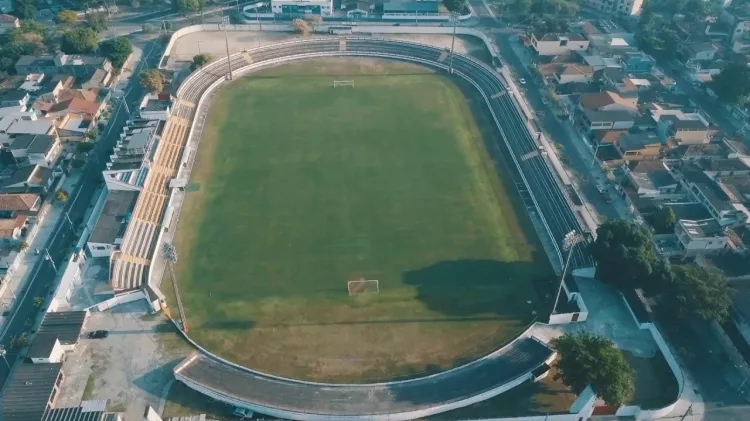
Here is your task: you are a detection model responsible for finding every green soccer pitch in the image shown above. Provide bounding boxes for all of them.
[162,58,554,383]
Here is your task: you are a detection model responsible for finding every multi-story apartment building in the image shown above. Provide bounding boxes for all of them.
[581,0,644,17]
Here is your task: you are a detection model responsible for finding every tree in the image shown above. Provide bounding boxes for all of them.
[61,27,99,54]
[86,129,97,139]
[33,296,44,307]
[649,207,676,234]
[56,189,69,201]
[659,265,732,322]
[85,13,109,33]
[711,62,750,105]
[511,0,532,14]
[99,36,133,69]
[140,69,164,93]
[71,158,85,169]
[590,219,656,290]
[554,333,634,407]
[173,0,203,13]
[190,53,212,71]
[16,240,28,251]
[442,0,467,13]
[10,332,28,349]
[56,10,79,24]
[12,0,37,20]
[291,18,311,35]
[305,14,322,32]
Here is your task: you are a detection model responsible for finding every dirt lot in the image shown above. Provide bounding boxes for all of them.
[57,300,192,421]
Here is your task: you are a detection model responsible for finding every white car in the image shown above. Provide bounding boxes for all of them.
[519,78,527,85]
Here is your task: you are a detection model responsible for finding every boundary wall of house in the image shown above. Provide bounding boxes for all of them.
[619,294,686,419]
[548,281,589,325]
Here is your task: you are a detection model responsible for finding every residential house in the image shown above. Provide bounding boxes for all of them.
[0,164,55,194]
[580,0,643,16]
[627,161,680,199]
[678,166,750,226]
[615,132,669,161]
[578,109,636,132]
[0,90,29,108]
[592,129,627,144]
[15,52,112,78]
[382,0,439,16]
[0,115,55,136]
[56,113,94,141]
[19,73,45,92]
[6,134,62,167]
[588,36,636,57]
[554,64,595,84]
[46,98,104,120]
[598,67,639,100]
[0,213,26,240]
[579,90,638,112]
[720,4,750,53]
[531,33,590,56]
[656,111,711,145]
[671,18,718,66]
[0,193,40,215]
[87,190,139,257]
[81,68,112,90]
[581,54,623,71]
[667,143,730,161]
[0,14,18,32]
[618,50,655,73]
[675,219,729,256]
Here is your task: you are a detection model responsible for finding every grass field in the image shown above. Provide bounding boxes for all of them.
[163,58,553,382]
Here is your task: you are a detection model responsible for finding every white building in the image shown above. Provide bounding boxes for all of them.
[675,219,729,257]
[582,0,643,16]
[138,94,172,121]
[531,33,590,56]
[271,0,333,16]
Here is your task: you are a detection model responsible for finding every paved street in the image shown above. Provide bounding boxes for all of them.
[0,37,163,390]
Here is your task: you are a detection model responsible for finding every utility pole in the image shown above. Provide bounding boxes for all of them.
[448,12,459,75]
[221,16,233,80]
[163,243,188,332]
[44,249,58,274]
[551,230,582,316]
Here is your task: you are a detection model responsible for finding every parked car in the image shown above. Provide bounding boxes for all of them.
[88,330,109,339]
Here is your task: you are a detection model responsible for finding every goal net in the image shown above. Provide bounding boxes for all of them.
[333,80,355,88]
[348,279,379,295]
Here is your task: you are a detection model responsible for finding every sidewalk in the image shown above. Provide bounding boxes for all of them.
[0,172,82,329]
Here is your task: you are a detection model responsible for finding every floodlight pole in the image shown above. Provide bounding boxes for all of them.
[0,345,9,370]
[551,231,582,316]
[221,16,233,80]
[449,12,459,75]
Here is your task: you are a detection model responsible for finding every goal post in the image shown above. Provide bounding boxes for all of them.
[347,279,379,295]
[333,80,355,88]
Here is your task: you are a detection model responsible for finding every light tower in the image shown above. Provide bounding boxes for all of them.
[163,243,188,332]
[551,230,583,316]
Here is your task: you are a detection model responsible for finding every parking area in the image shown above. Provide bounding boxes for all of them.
[57,300,193,421]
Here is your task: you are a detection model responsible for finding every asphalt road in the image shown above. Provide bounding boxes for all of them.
[0,38,161,390]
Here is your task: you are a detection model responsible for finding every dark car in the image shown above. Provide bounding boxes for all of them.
[88,330,109,339]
